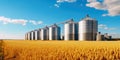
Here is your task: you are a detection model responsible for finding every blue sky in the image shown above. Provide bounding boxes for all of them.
[0,0,120,39]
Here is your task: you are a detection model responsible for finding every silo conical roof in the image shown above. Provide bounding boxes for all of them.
[82,14,96,21]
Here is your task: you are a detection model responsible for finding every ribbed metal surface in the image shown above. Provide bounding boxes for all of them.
[79,16,98,41]
[25,33,27,40]
[93,20,98,40]
[34,30,38,40]
[29,32,32,40]
[25,15,103,41]
[31,31,33,40]
[49,24,61,40]
[37,29,41,40]
[64,20,78,40]
[75,23,78,40]
[27,32,30,40]
[31,31,35,40]
[33,31,35,40]
[34,29,41,40]
[27,33,28,40]
[41,27,49,40]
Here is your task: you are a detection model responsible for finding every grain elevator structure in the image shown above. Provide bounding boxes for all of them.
[41,26,49,40]
[25,15,112,41]
[34,29,41,40]
[49,24,61,40]
[78,15,98,41]
[64,19,78,40]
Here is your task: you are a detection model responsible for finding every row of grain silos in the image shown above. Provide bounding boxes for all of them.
[25,15,112,41]
[25,24,61,40]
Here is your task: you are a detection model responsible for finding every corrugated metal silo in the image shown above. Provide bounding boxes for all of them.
[75,23,78,40]
[27,32,30,40]
[25,33,27,40]
[26,33,29,40]
[33,31,35,40]
[64,19,78,40]
[49,24,61,40]
[34,30,38,40]
[78,15,98,41]
[36,29,41,40]
[41,26,49,40]
[31,31,33,40]
[29,32,32,40]
[31,31,35,40]
[93,19,98,40]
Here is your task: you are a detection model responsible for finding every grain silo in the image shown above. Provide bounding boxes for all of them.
[29,32,32,40]
[34,30,38,40]
[31,31,35,40]
[49,24,61,40]
[27,33,29,40]
[41,26,49,40]
[78,15,98,41]
[25,33,27,40]
[26,33,29,40]
[30,31,33,40]
[36,29,41,40]
[64,19,78,40]
[33,31,36,40]
[96,32,105,41]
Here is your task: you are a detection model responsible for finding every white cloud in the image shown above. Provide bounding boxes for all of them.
[57,0,77,3]
[54,4,60,8]
[11,19,28,25]
[98,24,117,30]
[0,16,11,24]
[0,16,43,26]
[54,0,77,7]
[98,24,106,28]
[87,0,97,2]
[86,2,107,10]
[29,20,43,25]
[86,0,120,16]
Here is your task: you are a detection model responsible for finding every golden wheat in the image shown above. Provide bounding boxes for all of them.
[3,40,120,60]
[0,40,3,60]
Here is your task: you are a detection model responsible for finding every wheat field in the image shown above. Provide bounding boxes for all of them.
[2,40,120,60]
